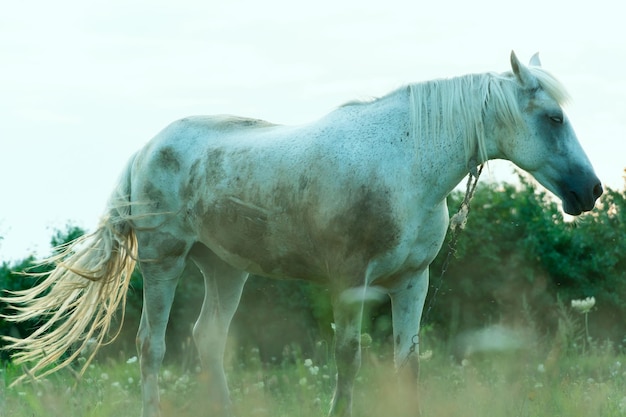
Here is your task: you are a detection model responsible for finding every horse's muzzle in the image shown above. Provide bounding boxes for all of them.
[562,179,603,216]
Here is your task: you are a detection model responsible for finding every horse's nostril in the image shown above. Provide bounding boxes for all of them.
[593,182,603,200]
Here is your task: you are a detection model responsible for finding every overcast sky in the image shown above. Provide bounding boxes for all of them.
[1,0,625,262]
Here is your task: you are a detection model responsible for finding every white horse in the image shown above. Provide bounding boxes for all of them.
[3,52,602,417]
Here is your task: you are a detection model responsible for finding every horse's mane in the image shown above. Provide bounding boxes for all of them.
[528,66,571,105]
[408,67,570,166]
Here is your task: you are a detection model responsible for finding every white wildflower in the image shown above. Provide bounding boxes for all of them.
[100,373,109,381]
[299,377,307,386]
[309,366,320,376]
[537,363,545,373]
[419,350,433,361]
[162,369,174,382]
[571,297,596,314]
[304,358,313,368]
[126,356,138,364]
[174,373,190,391]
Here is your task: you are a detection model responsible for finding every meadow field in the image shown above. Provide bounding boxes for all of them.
[3,180,626,416]
[2,333,626,417]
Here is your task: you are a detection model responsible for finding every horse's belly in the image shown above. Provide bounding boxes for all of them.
[201,227,342,282]
[206,240,327,282]
[200,222,381,283]
[195,194,402,282]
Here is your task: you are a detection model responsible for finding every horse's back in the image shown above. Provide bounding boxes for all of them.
[176,114,279,131]
[148,115,281,149]
[130,114,286,196]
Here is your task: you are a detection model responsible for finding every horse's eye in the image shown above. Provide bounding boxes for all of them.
[549,115,563,124]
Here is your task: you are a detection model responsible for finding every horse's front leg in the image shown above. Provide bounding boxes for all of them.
[388,269,429,406]
[328,287,365,417]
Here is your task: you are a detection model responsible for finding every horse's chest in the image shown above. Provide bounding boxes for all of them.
[395,202,449,273]
[411,221,448,267]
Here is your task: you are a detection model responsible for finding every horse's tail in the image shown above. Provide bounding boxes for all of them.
[2,156,138,384]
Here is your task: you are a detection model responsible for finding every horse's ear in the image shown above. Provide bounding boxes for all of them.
[529,52,542,67]
[510,50,538,88]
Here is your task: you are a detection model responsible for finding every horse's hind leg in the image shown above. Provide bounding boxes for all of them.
[137,250,185,417]
[189,244,248,417]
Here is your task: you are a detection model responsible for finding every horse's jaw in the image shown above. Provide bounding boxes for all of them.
[530,169,603,216]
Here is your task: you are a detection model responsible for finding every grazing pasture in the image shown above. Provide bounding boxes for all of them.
[2,334,625,417]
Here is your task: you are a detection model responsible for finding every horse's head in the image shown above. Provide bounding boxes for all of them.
[496,51,602,215]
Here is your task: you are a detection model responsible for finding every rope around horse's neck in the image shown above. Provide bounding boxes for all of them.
[403,163,484,367]
[423,163,484,324]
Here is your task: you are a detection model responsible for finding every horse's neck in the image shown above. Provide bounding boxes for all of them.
[336,87,486,204]
[415,137,473,203]
[410,119,476,204]
[406,77,506,203]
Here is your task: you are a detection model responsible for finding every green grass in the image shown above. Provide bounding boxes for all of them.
[2,343,626,417]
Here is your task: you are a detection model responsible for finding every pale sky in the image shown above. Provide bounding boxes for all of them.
[1,0,625,262]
